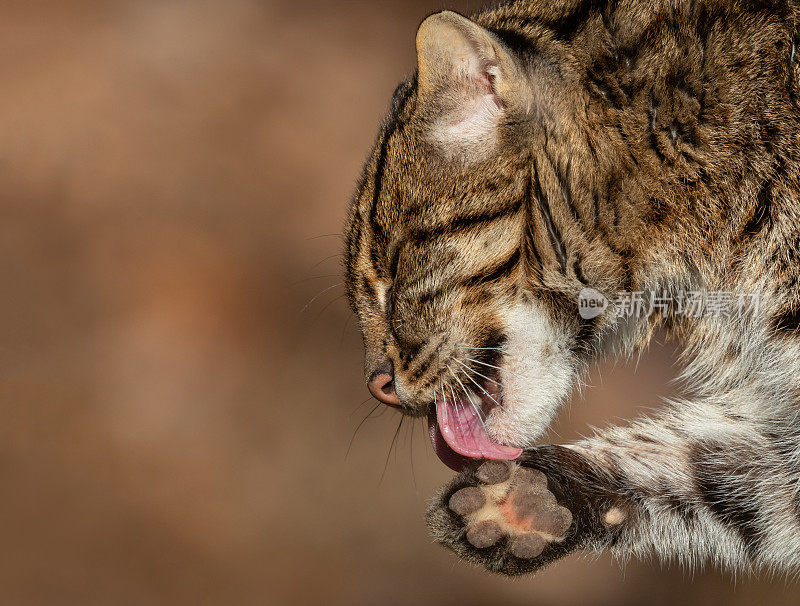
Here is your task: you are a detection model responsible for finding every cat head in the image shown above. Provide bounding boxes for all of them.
[344,10,636,468]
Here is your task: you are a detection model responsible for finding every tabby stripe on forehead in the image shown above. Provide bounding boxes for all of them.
[533,162,568,273]
[367,79,416,252]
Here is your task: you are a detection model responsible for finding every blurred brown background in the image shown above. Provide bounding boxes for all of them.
[2,1,798,604]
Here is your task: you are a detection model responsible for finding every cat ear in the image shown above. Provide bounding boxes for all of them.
[415,11,519,156]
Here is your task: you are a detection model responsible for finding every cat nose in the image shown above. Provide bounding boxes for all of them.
[368,362,401,407]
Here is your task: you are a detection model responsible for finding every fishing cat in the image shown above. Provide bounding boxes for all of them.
[344,0,800,576]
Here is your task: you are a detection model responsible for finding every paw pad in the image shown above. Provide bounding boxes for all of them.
[448,486,485,516]
[448,460,573,559]
[466,520,503,548]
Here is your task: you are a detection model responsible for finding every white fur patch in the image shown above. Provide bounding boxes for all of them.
[428,93,502,159]
[485,301,575,447]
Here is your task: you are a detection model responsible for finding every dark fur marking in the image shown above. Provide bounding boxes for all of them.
[573,316,598,354]
[521,174,545,280]
[662,488,698,524]
[552,156,591,233]
[572,252,588,285]
[417,286,447,307]
[461,287,494,306]
[632,433,657,445]
[488,27,539,56]
[408,341,440,383]
[648,197,669,224]
[742,179,773,238]
[367,79,416,265]
[461,249,521,288]
[360,275,377,303]
[389,246,401,278]
[533,161,568,273]
[772,307,800,334]
[408,200,523,243]
[690,442,763,557]
[547,0,607,41]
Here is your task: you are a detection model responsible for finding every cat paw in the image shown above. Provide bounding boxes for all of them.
[426,460,575,575]
[450,460,573,556]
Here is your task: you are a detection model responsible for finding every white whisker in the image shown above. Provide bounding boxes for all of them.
[300,282,344,313]
[447,381,468,437]
[466,356,526,380]
[448,365,485,425]
[453,358,503,388]
[454,362,503,409]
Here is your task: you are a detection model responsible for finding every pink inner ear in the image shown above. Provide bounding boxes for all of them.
[476,61,499,95]
[464,53,506,112]
[482,65,507,110]
[427,39,507,154]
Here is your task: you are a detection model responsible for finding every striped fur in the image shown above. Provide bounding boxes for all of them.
[345,0,800,576]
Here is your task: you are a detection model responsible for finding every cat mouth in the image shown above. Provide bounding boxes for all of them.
[426,378,522,471]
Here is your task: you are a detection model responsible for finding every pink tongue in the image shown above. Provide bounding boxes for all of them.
[435,399,522,461]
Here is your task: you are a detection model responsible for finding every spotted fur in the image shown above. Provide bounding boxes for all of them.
[345,0,800,576]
